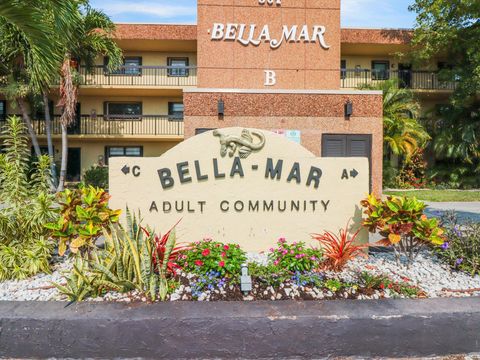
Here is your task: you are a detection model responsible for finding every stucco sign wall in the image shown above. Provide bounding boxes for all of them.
[109,128,369,251]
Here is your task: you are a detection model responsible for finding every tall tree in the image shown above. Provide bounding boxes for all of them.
[0,0,79,163]
[56,5,122,191]
[409,0,480,166]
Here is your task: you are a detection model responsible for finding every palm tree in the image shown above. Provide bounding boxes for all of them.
[56,5,123,191]
[0,0,65,91]
[360,80,430,165]
[426,101,480,171]
[0,0,80,167]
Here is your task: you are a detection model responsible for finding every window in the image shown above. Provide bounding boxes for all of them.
[105,57,142,75]
[340,60,347,80]
[105,146,143,164]
[0,100,6,121]
[167,57,189,77]
[372,60,390,80]
[168,102,184,120]
[104,102,142,120]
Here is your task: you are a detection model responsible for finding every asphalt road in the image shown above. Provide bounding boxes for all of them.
[425,202,480,222]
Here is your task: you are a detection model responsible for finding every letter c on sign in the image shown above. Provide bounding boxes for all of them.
[264,70,276,86]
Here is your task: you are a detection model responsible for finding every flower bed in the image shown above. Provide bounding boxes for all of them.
[2,248,480,302]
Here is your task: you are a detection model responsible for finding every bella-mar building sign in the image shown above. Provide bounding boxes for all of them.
[110,128,369,251]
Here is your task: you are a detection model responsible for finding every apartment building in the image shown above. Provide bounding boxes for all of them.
[0,3,454,189]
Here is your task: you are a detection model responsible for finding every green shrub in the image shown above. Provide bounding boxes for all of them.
[396,149,427,189]
[268,238,323,273]
[361,194,445,266]
[248,262,290,287]
[383,163,399,188]
[45,186,121,256]
[436,211,480,276]
[0,116,56,281]
[359,272,423,298]
[83,165,108,189]
[179,239,246,278]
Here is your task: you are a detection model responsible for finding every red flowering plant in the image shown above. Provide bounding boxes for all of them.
[178,239,246,277]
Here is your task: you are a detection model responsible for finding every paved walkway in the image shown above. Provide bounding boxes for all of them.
[425,202,480,222]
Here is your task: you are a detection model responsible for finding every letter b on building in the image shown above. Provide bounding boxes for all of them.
[264,70,277,86]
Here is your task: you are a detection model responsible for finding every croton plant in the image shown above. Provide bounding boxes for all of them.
[361,194,445,266]
[45,186,121,256]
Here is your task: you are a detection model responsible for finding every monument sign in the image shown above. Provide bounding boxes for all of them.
[109,128,369,251]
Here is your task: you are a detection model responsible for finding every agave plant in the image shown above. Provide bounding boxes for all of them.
[94,210,181,301]
[311,225,367,272]
[53,256,97,302]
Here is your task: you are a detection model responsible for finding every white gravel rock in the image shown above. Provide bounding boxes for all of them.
[346,250,480,298]
[0,259,72,302]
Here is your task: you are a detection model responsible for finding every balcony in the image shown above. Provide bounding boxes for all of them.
[340,69,458,91]
[77,66,197,87]
[1,115,184,137]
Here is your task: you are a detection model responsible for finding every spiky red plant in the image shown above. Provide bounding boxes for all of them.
[311,225,367,272]
[142,224,190,275]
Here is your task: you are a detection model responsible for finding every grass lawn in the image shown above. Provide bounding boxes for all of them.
[384,190,480,202]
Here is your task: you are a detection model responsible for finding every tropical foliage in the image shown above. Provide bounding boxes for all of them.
[83,165,109,189]
[0,1,122,190]
[423,102,480,175]
[56,5,122,191]
[0,116,56,280]
[312,226,367,272]
[409,0,480,174]
[396,149,428,189]
[55,211,181,302]
[361,194,445,266]
[360,80,430,159]
[45,186,121,256]
[409,0,480,105]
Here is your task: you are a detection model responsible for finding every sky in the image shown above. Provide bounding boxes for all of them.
[88,0,417,29]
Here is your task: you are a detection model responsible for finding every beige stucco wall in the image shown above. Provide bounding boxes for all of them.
[93,52,197,67]
[77,96,183,116]
[35,139,180,178]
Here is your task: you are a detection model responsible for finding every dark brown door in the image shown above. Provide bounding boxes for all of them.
[66,148,81,182]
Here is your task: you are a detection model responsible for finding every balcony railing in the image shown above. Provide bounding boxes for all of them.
[1,115,184,136]
[340,69,458,90]
[77,66,197,87]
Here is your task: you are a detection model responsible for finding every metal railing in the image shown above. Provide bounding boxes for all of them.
[340,69,458,90]
[78,66,197,87]
[1,115,184,136]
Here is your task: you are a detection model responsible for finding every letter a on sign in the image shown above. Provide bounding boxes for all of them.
[264,70,276,86]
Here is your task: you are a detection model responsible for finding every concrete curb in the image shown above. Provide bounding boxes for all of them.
[1,298,480,359]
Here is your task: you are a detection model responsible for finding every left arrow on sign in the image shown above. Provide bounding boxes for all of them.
[121,165,130,175]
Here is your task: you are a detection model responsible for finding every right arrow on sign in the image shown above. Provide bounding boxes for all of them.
[350,169,359,178]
